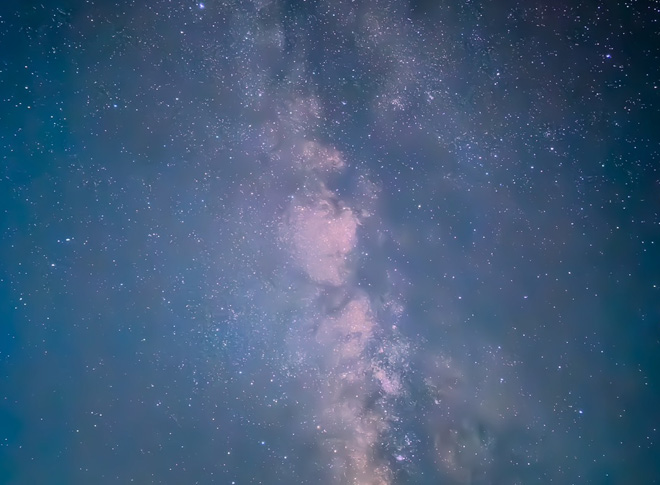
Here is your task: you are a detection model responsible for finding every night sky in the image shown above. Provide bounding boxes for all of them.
[1,0,659,483]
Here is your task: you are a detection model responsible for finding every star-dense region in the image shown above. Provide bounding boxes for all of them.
[1,0,659,483]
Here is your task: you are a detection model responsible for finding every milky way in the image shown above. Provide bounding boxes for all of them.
[281,157,395,482]
[258,88,407,482]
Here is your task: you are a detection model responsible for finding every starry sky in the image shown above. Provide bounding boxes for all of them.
[1,0,659,483]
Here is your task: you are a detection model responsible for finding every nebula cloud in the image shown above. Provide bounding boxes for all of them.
[282,193,358,287]
[274,96,408,482]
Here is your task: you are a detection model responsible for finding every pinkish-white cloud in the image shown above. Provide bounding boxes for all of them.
[282,195,358,286]
[278,136,409,484]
